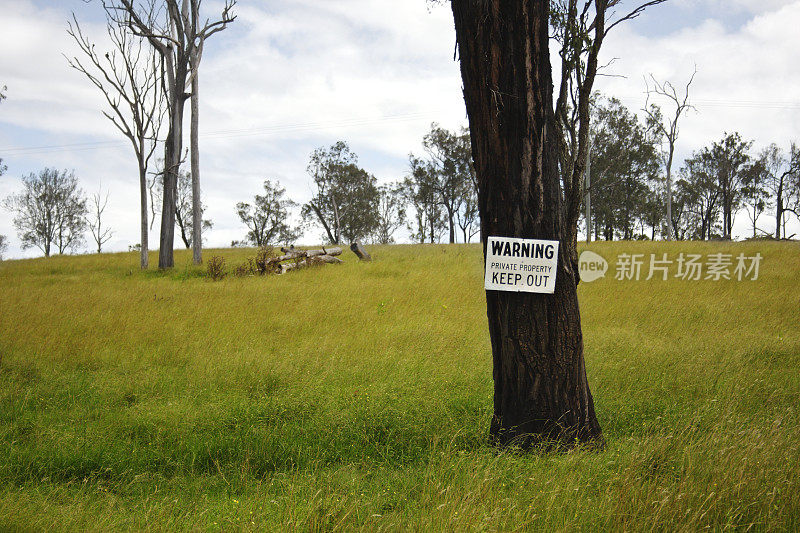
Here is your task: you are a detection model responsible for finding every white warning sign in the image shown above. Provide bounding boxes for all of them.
[484,236,559,294]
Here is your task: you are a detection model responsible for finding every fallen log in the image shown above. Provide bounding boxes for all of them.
[280,260,306,274]
[309,254,344,265]
[276,247,342,262]
[276,253,343,274]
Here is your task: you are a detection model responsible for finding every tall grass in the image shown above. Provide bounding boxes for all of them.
[1,241,798,530]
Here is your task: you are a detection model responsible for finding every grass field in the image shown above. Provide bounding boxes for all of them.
[1,241,799,531]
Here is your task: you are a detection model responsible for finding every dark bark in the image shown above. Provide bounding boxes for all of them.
[176,205,191,248]
[309,202,338,244]
[446,205,455,243]
[452,0,602,448]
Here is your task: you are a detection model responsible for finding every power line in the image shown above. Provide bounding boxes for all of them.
[0,112,433,157]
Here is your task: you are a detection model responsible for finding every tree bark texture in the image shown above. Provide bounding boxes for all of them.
[191,70,202,265]
[666,148,674,240]
[452,0,603,448]
[776,182,783,239]
[139,162,149,269]
[158,55,188,269]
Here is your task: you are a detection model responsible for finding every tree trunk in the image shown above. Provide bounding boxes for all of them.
[158,59,188,269]
[191,71,202,265]
[452,0,602,448]
[159,120,179,268]
[665,147,674,240]
[139,161,148,269]
[775,183,783,239]
[310,202,337,244]
[447,206,455,243]
[176,211,191,248]
[585,142,591,243]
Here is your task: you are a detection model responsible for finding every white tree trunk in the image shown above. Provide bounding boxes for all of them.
[191,70,202,264]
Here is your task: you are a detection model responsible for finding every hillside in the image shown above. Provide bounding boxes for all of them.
[1,242,799,530]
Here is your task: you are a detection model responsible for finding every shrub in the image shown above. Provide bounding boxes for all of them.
[254,245,275,275]
[232,261,254,277]
[206,255,226,281]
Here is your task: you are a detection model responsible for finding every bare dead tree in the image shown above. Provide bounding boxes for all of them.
[106,0,236,269]
[0,84,7,177]
[187,9,233,266]
[642,67,697,240]
[551,0,667,265]
[87,185,114,253]
[66,10,164,269]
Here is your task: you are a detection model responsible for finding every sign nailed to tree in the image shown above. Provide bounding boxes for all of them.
[484,236,559,294]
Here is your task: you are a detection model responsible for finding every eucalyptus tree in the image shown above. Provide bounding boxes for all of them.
[676,152,722,240]
[67,10,163,269]
[174,170,212,249]
[108,0,236,268]
[449,0,664,448]
[411,124,474,243]
[642,69,696,240]
[302,142,380,245]
[741,153,769,239]
[149,166,211,248]
[3,169,88,257]
[760,143,800,239]
[404,157,446,244]
[709,132,753,240]
[588,97,660,239]
[0,84,6,177]
[373,183,407,244]
[236,179,299,247]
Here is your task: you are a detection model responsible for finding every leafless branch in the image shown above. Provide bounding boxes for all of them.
[604,0,668,37]
[87,185,114,253]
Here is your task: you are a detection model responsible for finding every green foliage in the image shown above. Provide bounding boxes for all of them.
[676,132,756,240]
[205,255,226,280]
[407,124,476,243]
[236,180,298,247]
[301,141,380,244]
[231,261,253,277]
[588,97,661,240]
[0,243,799,529]
[404,157,445,243]
[253,245,275,275]
[373,183,406,244]
[2,168,88,257]
[230,245,276,277]
[757,143,800,239]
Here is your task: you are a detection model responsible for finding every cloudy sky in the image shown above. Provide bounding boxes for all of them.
[1,0,799,259]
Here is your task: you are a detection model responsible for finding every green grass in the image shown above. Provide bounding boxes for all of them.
[0,241,798,531]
